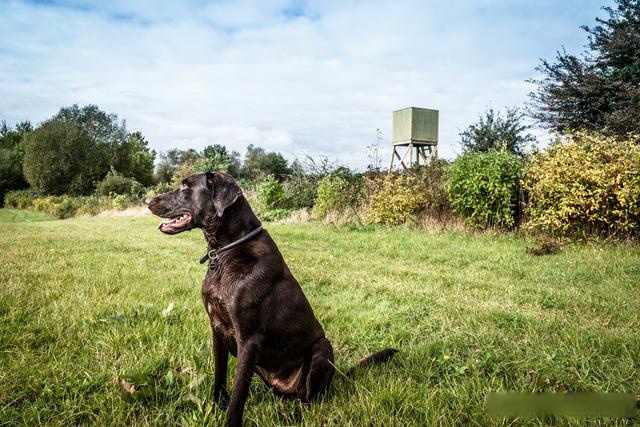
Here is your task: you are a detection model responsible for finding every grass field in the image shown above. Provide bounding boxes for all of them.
[0,208,56,223]
[1,210,638,426]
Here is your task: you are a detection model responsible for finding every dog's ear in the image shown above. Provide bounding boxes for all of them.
[206,172,242,217]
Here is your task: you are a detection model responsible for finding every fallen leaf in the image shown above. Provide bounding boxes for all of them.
[162,302,175,317]
[119,378,136,394]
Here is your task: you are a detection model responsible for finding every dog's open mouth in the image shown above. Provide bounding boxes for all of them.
[158,213,192,234]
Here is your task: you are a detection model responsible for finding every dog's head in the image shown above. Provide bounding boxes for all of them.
[147,172,242,235]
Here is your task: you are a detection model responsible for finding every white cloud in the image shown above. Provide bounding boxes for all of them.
[0,0,612,169]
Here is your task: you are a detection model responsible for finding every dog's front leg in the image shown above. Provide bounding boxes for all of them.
[226,334,263,427]
[212,331,229,406]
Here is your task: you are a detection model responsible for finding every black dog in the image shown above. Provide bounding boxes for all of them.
[148,172,397,426]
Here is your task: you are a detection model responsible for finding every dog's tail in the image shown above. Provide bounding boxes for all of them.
[345,348,398,379]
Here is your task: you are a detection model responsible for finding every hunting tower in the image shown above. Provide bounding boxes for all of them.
[388,107,438,171]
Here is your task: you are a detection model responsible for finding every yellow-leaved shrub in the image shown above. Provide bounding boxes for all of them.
[367,173,426,225]
[524,131,640,238]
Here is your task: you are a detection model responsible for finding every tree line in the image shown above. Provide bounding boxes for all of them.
[0,104,295,202]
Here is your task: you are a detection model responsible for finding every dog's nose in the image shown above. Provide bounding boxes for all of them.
[145,198,153,206]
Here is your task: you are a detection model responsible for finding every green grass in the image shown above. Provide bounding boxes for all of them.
[1,210,638,426]
[0,208,56,223]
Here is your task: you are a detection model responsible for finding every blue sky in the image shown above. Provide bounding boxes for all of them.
[0,0,613,169]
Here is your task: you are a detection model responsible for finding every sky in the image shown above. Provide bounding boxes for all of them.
[0,0,614,170]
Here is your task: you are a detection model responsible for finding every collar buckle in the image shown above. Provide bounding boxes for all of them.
[207,250,220,271]
[198,225,264,269]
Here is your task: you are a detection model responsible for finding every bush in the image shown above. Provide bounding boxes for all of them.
[365,163,453,226]
[56,197,82,218]
[171,159,199,187]
[367,173,426,225]
[111,194,127,210]
[4,190,142,219]
[75,195,111,216]
[4,189,39,209]
[312,173,365,220]
[524,132,640,238]
[413,160,452,221]
[281,177,317,209]
[145,182,174,199]
[257,209,294,222]
[95,168,143,198]
[257,175,284,210]
[30,195,81,219]
[446,151,522,229]
[242,188,260,212]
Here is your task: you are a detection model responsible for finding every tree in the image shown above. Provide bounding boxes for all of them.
[528,0,640,136]
[23,119,96,195]
[459,107,536,157]
[155,145,242,183]
[155,148,200,183]
[0,120,32,203]
[54,104,128,165]
[301,155,338,178]
[197,144,232,173]
[52,104,155,186]
[23,104,148,195]
[289,159,305,177]
[118,131,155,186]
[240,145,267,181]
[264,151,291,180]
[228,151,242,177]
[240,144,291,181]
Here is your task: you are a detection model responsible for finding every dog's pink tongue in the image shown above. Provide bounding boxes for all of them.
[158,214,191,232]
[158,218,174,231]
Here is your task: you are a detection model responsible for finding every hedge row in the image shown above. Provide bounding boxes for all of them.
[525,132,640,238]
[307,132,640,238]
[4,190,139,218]
[5,131,639,239]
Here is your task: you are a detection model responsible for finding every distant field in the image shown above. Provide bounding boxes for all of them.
[0,211,638,426]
